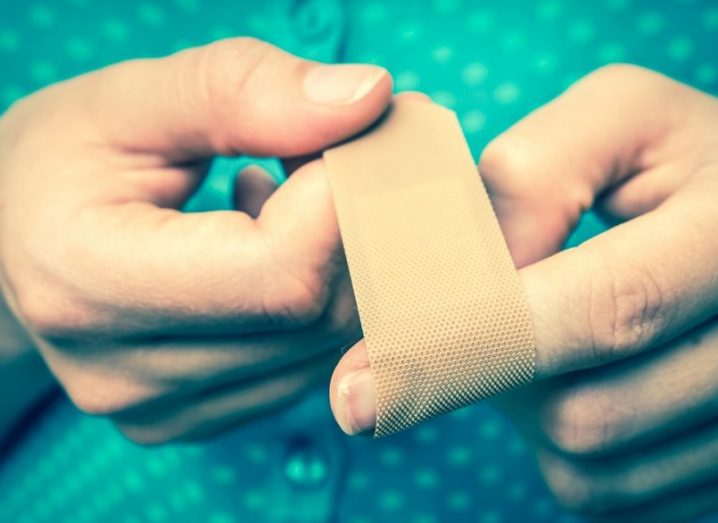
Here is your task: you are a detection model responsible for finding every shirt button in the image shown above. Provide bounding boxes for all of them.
[283,438,330,489]
[290,0,337,42]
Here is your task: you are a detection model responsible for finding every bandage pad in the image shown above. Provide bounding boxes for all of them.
[324,99,535,437]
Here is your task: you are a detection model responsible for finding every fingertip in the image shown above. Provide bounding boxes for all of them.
[329,339,376,436]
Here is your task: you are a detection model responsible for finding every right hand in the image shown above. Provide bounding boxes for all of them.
[0,38,392,444]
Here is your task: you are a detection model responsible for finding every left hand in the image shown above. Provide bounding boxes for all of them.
[329,64,718,522]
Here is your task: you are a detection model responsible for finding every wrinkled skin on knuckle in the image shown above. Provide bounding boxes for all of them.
[9,277,93,340]
[479,129,592,240]
[541,454,613,515]
[260,272,328,328]
[189,37,273,155]
[64,374,158,417]
[542,386,621,457]
[581,252,668,365]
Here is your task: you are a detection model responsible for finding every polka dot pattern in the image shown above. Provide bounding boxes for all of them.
[1,1,718,522]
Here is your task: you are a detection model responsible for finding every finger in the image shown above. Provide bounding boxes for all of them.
[494,320,718,457]
[24,159,348,338]
[521,184,718,378]
[233,165,278,218]
[113,350,340,444]
[281,91,432,176]
[329,186,718,435]
[43,268,359,416]
[478,64,718,267]
[536,420,718,516]
[329,339,375,436]
[63,38,392,161]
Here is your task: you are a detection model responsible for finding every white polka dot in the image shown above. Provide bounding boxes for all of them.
[533,497,555,517]
[695,63,718,86]
[413,468,439,489]
[501,30,525,50]
[461,62,488,86]
[379,446,405,467]
[480,418,502,438]
[466,10,494,33]
[479,463,503,484]
[667,36,694,61]
[433,0,460,15]
[65,38,93,61]
[29,61,57,84]
[378,490,404,512]
[360,2,388,24]
[568,20,595,43]
[411,514,438,523]
[174,0,200,12]
[462,110,486,134]
[396,70,421,90]
[103,19,129,41]
[636,11,663,34]
[597,42,626,63]
[534,52,558,74]
[447,490,471,511]
[431,90,457,108]
[396,21,423,43]
[604,0,629,10]
[479,509,503,523]
[493,82,520,104]
[507,482,527,500]
[137,3,166,27]
[432,45,454,64]
[0,29,19,53]
[414,425,439,443]
[210,26,235,40]
[704,7,718,30]
[537,0,562,20]
[348,471,370,491]
[29,4,56,28]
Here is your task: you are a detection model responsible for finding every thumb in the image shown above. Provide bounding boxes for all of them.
[66,37,393,161]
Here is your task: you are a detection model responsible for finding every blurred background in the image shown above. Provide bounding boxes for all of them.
[1,1,718,522]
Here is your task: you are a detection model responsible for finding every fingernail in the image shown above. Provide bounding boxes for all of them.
[303,64,387,106]
[338,368,376,435]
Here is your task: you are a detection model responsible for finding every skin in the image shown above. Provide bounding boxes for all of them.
[0,37,393,444]
[330,65,718,522]
[1,42,716,520]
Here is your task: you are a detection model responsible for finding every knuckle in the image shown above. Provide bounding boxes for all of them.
[64,373,156,417]
[479,133,537,192]
[12,282,91,339]
[264,273,328,326]
[479,130,591,224]
[541,456,607,514]
[192,37,274,153]
[544,388,616,456]
[585,255,667,361]
[583,63,649,84]
[579,64,680,102]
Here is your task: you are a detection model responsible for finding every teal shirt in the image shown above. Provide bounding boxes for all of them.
[1,1,717,522]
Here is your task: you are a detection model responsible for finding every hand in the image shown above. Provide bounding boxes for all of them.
[329,65,718,522]
[0,38,392,444]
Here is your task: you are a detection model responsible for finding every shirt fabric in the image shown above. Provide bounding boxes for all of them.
[1,1,718,522]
